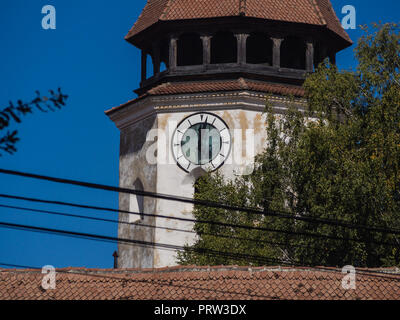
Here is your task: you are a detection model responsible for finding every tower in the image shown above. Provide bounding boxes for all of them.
[106,0,351,269]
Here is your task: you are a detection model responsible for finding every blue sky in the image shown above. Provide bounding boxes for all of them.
[0,0,398,269]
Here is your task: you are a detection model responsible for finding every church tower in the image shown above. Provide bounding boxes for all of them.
[106,0,351,269]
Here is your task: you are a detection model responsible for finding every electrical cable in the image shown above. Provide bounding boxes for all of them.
[0,203,310,249]
[1,168,400,236]
[1,234,399,281]
[0,220,301,266]
[0,193,398,247]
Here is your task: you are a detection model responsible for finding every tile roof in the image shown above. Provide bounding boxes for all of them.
[105,78,305,115]
[128,0,170,36]
[315,0,351,43]
[147,78,305,96]
[126,0,351,43]
[1,266,399,300]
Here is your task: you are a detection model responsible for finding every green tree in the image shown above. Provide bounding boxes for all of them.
[0,88,68,156]
[178,23,400,268]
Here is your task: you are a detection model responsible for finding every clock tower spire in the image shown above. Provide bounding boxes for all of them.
[106,0,351,269]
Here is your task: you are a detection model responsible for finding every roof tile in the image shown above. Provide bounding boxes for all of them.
[126,0,351,44]
[105,78,305,115]
[0,266,399,300]
[147,78,306,96]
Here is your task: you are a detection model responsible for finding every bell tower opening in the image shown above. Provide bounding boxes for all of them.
[160,40,169,71]
[281,36,307,70]
[177,33,203,66]
[146,53,153,78]
[247,33,273,66]
[211,32,237,64]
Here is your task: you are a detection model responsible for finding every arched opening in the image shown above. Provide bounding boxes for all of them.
[211,32,237,64]
[247,33,273,65]
[129,178,144,221]
[280,37,306,70]
[177,33,203,66]
[160,40,169,70]
[146,54,154,78]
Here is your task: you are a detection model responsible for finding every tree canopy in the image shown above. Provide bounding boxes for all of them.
[178,23,400,268]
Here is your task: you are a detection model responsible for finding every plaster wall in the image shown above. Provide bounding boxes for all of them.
[153,108,270,267]
[118,115,158,269]
[110,90,306,268]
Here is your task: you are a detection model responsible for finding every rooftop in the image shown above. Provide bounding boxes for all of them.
[1,265,399,300]
[126,0,351,45]
[105,78,305,116]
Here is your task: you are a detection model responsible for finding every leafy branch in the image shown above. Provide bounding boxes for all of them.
[0,88,68,156]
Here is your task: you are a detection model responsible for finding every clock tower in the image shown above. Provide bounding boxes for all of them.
[106,0,351,269]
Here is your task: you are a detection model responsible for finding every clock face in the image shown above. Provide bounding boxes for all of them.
[172,113,231,172]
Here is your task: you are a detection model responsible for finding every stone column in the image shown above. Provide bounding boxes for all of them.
[272,38,283,68]
[306,41,314,72]
[169,35,178,71]
[152,43,160,76]
[141,50,147,83]
[235,33,249,64]
[200,35,212,65]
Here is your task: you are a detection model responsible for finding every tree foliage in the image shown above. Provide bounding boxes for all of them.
[0,88,68,156]
[178,23,400,268]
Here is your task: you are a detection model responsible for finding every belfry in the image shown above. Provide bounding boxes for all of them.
[106,0,351,269]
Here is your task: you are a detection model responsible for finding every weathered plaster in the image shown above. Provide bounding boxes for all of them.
[118,115,158,269]
[108,90,305,268]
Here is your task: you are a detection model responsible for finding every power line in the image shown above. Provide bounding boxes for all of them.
[1,193,398,247]
[0,203,309,249]
[1,226,399,281]
[0,262,40,270]
[1,168,400,236]
[0,204,190,235]
[3,218,380,272]
[0,220,299,266]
